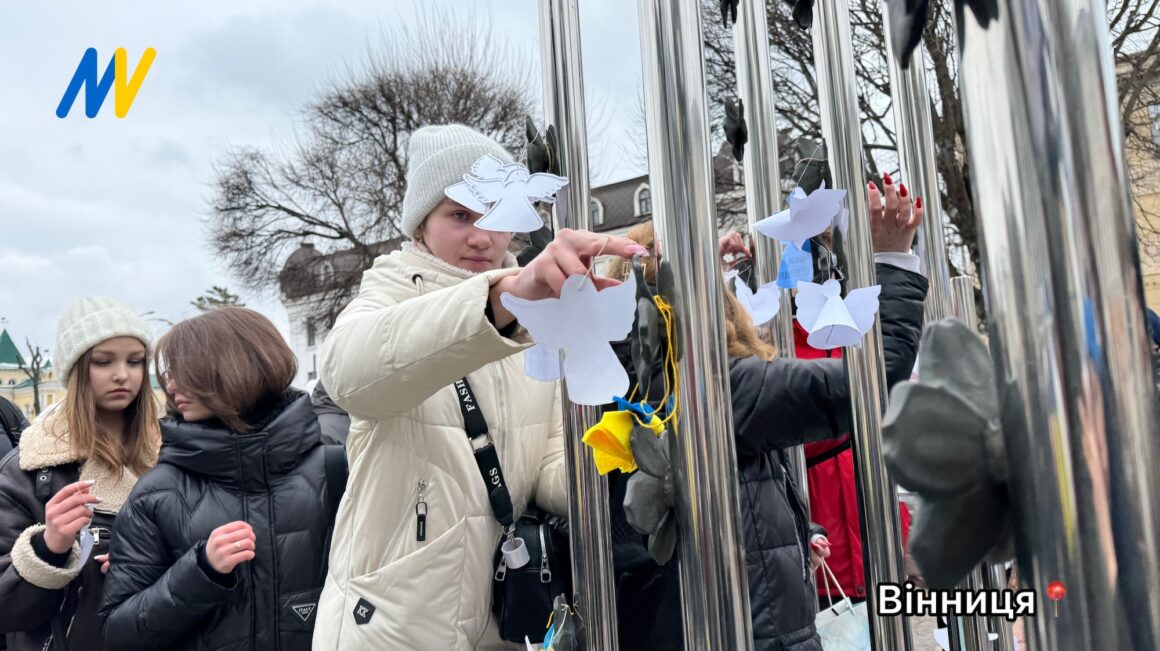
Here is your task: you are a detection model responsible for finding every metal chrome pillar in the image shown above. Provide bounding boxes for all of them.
[953,275,1014,651]
[882,15,953,324]
[812,1,912,648]
[733,0,808,510]
[637,1,753,648]
[886,16,984,648]
[982,564,1017,651]
[538,3,618,647]
[956,0,1160,648]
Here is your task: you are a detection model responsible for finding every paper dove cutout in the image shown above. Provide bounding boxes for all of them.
[734,275,781,326]
[776,241,813,289]
[794,279,881,349]
[455,154,568,233]
[883,319,1016,589]
[754,181,847,249]
[444,154,517,214]
[500,273,637,405]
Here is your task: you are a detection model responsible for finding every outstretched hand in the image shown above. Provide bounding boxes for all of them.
[489,229,647,328]
[718,231,751,269]
[868,172,923,254]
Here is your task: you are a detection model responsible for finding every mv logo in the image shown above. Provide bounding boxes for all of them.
[57,47,156,119]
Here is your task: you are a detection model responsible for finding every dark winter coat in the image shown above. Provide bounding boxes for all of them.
[100,391,335,651]
[610,262,926,651]
[310,381,350,446]
[0,406,156,651]
[731,262,926,651]
[0,397,29,460]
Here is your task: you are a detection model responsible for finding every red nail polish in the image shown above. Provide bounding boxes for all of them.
[899,183,908,198]
[916,196,923,209]
[883,172,892,185]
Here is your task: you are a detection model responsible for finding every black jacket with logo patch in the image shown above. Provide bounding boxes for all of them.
[100,391,334,651]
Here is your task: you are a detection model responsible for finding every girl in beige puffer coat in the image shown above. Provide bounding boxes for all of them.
[313,124,643,650]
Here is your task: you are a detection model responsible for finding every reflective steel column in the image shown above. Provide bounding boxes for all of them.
[538,2,619,648]
[733,0,808,509]
[981,564,1017,651]
[812,1,912,648]
[637,1,753,648]
[882,13,953,323]
[956,0,1160,648]
[952,275,1015,651]
[885,16,983,647]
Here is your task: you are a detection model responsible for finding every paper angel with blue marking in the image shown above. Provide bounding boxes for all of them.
[500,273,637,405]
[754,182,847,248]
[449,154,569,233]
[734,275,781,326]
[794,279,881,349]
[777,241,814,289]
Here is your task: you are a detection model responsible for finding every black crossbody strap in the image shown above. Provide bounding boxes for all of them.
[453,377,515,529]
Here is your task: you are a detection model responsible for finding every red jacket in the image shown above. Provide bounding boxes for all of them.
[795,322,912,600]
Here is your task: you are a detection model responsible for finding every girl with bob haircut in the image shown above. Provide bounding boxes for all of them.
[0,296,160,651]
[101,307,337,651]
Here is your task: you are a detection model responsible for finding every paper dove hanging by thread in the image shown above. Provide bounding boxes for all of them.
[794,279,881,349]
[453,154,569,233]
[734,275,781,326]
[500,273,637,405]
[754,181,847,249]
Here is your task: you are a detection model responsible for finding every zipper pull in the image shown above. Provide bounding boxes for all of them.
[415,480,428,542]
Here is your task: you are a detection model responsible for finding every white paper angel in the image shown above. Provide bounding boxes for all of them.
[794,279,881,350]
[500,273,637,405]
[734,276,781,326]
[754,182,848,248]
[521,344,563,382]
[451,155,568,233]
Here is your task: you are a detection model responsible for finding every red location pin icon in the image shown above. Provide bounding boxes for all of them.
[1047,580,1067,617]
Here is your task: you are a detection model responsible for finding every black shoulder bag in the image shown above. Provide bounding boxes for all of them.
[451,377,572,643]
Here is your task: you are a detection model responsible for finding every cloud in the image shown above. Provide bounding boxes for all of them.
[148,139,193,168]
[171,6,368,111]
[1,0,646,357]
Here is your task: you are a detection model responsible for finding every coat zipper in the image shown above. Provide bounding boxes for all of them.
[783,468,809,582]
[264,448,280,651]
[538,524,551,584]
[415,480,428,542]
[236,439,260,651]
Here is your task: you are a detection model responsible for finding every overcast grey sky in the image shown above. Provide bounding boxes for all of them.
[0,0,646,358]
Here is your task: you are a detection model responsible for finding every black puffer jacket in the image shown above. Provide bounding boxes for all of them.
[0,397,29,460]
[731,263,926,651]
[100,391,334,651]
[610,263,925,651]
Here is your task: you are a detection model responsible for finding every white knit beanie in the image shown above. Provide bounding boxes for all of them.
[55,296,153,383]
[400,124,515,238]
